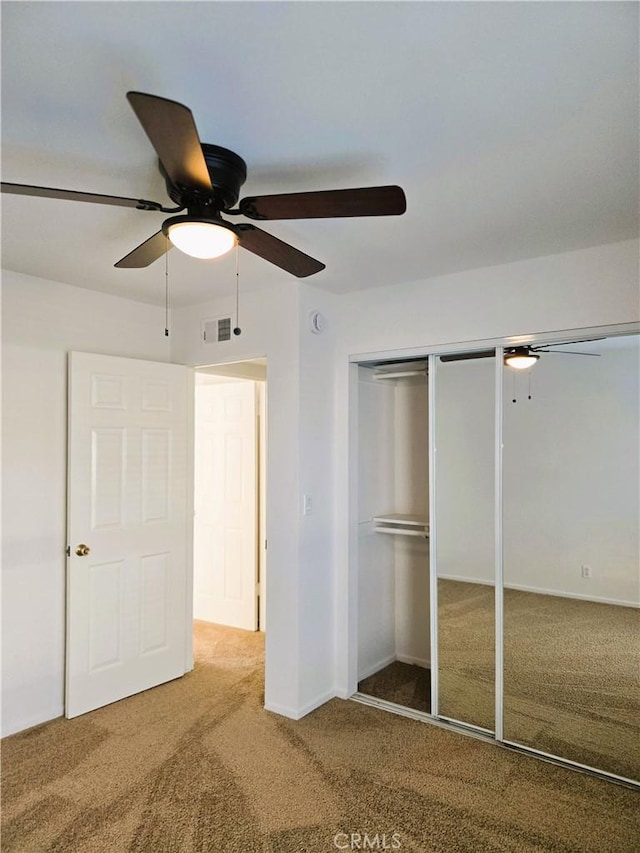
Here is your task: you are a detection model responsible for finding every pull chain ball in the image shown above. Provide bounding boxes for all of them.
[233,327,242,336]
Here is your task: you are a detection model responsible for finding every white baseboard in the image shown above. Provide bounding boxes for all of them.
[334,686,355,700]
[357,653,396,682]
[438,573,494,587]
[396,654,430,669]
[264,688,337,721]
[1,705,63,739]
[505,582,638,609]
[438,574,638,608]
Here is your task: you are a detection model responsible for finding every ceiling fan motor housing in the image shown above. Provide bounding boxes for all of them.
[161,143,248,212]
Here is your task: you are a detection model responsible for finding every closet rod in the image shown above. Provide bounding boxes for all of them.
[373,370,426,380]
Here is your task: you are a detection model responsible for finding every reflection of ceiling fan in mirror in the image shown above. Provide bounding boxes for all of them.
[0,92,407,278]
[440,340,604,370]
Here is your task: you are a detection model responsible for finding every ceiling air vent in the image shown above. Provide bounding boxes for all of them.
[202,317,232,343]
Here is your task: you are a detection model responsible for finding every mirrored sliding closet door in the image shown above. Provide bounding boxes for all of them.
[502,335,640,781]
[354,332,639,785]
[434,350,495,731]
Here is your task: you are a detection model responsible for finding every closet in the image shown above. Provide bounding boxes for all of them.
[353,333,640,787]
[356,361,430,713]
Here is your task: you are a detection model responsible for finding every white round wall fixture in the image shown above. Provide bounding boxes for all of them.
[309,310,327,334]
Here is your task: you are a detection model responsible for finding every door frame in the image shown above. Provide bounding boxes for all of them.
[184,368,195,670]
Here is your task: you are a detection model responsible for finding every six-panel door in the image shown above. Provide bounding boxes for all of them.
[66,352,190,718]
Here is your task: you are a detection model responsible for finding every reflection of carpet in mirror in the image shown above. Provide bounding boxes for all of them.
[502,587,640,781]
[438,580,495,731]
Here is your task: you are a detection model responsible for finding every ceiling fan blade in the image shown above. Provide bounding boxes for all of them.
[532,337,605,351]
[237,224,325,277]
[1,181,156,209]
[238,185,406,220]
[126,91,212,193]
[539,350,601,356]
[440,350,495,362]
[114,230,171,268]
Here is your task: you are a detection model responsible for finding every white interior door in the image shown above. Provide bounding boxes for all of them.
[66,352,191,719]
[194,380,258,630]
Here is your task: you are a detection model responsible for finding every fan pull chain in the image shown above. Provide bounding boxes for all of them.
[528,371,532,400]
[164,238,170,337]
[512,371,517,404]
[233,244,242,336]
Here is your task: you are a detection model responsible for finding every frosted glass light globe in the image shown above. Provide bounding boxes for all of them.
[167,221,236,259]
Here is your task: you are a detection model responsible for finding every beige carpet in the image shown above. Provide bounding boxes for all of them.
[2,621,639,852]
[358,661,431,713]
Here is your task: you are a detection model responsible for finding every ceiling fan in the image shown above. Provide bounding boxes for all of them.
[1,92,407,278]
[440,339,604,369]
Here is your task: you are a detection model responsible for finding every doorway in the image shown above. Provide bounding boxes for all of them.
[193,359,267,634]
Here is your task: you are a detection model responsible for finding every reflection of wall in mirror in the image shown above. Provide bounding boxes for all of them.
[436,358,495,585]
[436,338,639,607]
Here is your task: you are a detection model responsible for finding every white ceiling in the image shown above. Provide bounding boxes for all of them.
[1,1,638,307]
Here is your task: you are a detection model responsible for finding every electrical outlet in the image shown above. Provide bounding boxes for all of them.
[581,564,592,579]
[303,494,312,516]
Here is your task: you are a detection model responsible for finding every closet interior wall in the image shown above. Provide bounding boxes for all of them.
[357,366,429,685]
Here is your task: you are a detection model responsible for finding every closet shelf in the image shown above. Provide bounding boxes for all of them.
[373,513,429,538]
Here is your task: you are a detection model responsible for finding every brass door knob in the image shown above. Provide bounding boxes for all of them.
[75,544,91,557]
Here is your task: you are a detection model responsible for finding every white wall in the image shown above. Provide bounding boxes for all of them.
[171,280,338,717]
[297,285,338,711]
[1,270,170,736]
[3,237,637,733]
[337,240,639,356]
[393,377,430,667]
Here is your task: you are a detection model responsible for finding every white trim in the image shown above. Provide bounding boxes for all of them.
[438,714,494,736]
[494,348,504,742]
[349,321,640,365]
[428,354,439,718]
[504,582,639,609]
[350,695,639,790]
[1,707,63,739]
[346,363,360,696]
[334,687,353,700]
[184,366,195,672]
[351,692,435,723]
[396,654,430,669]
[433,574,638,608]
[437,573,495,586]
[264,689,336,721]
[357,654,396,682]
[502,740,640,789]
